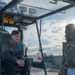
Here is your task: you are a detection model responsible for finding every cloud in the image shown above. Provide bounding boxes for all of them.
[24,19,75,55]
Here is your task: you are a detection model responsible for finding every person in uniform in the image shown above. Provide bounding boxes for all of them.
[1,30,28,75]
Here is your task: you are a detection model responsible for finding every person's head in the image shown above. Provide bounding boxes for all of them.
[65,23,74,33]
[11,30,20,43]
[65,23,75,42]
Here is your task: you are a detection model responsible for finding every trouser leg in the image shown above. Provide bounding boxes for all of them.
[2,59,16,75]
[21,63,29,75]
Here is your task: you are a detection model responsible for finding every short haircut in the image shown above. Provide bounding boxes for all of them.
[65,24,74,33]
[11,30,20,35]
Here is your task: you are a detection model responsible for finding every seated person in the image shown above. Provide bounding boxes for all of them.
[1,30,28,75]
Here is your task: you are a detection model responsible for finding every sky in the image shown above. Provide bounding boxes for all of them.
[2,0,75,55]
[22,1,75,55]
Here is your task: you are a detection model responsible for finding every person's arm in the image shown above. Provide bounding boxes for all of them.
[2,44,18,62]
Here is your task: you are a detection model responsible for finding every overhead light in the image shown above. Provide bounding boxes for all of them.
[29,8,36,14]
[19,6,27,13]
[9,5,19,12]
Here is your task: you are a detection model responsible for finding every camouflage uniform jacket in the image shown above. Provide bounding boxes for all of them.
[2,38,24,63]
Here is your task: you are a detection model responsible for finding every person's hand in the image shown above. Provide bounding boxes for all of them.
[16,59,25,67]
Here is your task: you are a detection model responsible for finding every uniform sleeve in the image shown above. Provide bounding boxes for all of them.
[2,44,18,62]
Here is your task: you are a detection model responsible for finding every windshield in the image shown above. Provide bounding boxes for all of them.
[20,0,69,17]
[0,0,12,9]
[0,0,70,17]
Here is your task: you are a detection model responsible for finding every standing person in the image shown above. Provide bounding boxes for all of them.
[58,24,75,75]
[1,30,28,75]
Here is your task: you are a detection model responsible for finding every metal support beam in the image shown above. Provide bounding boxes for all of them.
[36,21,47,75]
[0,13,5,75]
[36,4,74,20]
